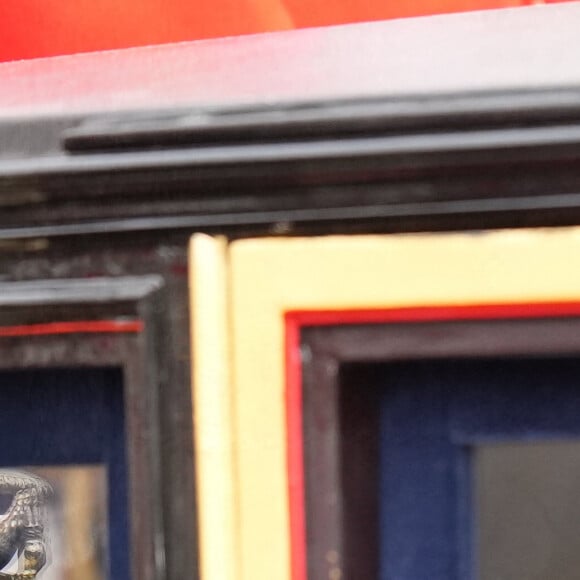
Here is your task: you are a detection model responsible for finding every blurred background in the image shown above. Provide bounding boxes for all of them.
[0,0,575,62]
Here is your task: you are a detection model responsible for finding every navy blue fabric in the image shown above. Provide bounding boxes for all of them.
[378,358,580,580]
[0,368,129,580]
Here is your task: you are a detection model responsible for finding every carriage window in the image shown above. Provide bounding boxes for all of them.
[359,357,580,580]
[476,441,580,580]
[0,369,128,580]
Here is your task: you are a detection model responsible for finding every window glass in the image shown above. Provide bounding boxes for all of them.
[476,441,580,580]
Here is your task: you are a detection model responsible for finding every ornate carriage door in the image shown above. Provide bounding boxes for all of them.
[191,228,580,580]
[0,276,170,580]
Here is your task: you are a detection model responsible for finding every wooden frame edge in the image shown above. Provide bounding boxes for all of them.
[297,307,580,580]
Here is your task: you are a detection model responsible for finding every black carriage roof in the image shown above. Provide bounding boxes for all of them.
[0,2,579,118]
[0,3,580,239]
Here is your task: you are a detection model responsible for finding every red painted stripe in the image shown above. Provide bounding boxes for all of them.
[0,320,143,337]
[284,301,580,580]
[288,301,580,327]
[285,315,306,580]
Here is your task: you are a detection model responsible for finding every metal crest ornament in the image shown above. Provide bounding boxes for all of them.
[0,472,52,580]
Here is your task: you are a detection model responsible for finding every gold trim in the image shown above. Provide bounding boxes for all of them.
[190,234,239,580]
[194,227,580,580]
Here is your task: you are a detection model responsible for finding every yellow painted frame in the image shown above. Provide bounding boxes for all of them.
[191,227,580,580]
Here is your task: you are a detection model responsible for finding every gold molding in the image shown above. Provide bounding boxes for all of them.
[192,227,580,580]
[190,234,238,580]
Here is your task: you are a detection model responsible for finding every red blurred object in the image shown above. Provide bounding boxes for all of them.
[0,0,576,63]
